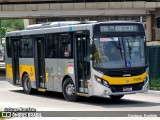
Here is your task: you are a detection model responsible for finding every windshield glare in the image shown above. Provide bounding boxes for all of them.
[93,36,145,69]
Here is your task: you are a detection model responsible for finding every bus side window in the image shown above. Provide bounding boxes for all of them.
[20,37,33,58]
[59,33,72,58]
[46,34,58,58]
[6,37,12,58]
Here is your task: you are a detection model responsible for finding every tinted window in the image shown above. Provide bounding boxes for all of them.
[59,33,73,58]
[19,36,33,58]
[45,34,58,58]
[6,37,12,58]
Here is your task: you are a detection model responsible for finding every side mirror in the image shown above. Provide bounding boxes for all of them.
[91,55,95,60]
[89,44,95,60]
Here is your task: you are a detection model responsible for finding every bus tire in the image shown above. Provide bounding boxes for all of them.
[22,74,33,94]
[62,78,77,102]
[109,95,124,101]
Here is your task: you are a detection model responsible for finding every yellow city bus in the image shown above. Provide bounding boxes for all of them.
[5,21,149,101]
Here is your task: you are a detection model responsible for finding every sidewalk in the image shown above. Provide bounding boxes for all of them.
[145,90,160,95]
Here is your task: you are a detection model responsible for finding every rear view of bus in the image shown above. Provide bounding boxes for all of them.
[91,22,148,100]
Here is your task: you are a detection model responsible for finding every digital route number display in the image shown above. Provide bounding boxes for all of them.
[100,25,138,32]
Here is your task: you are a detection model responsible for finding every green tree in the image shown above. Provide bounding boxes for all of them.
[0,27,7,38]
[1,19,24,38]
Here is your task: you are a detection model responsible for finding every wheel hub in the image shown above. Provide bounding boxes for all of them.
[66,84,75,96]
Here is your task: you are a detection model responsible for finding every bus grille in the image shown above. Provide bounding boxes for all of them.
[109,82,144,93]
[105,69,145,77]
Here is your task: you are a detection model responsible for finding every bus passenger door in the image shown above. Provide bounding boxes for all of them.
[11,38,20,85]
[35,37,46,88]
[74,31,90,93]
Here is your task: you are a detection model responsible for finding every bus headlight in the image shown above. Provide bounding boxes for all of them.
[103,80,109,87]
[95,76,109,87]
[144,77,149,84]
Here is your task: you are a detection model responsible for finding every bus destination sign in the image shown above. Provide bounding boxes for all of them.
[100,25,138,32]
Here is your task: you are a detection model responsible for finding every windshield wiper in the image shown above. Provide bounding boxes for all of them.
[109,37,123,59]
[126,39,132,59]
[109,37,120,49]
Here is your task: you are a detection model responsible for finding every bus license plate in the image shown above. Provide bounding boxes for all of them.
[123,87,132,92]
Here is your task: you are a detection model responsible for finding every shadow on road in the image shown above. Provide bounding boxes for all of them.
[10,89,64,100]
[10,89,160,109]
[77,96,160,109]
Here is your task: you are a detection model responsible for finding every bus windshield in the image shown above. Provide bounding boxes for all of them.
[93,36,145,69]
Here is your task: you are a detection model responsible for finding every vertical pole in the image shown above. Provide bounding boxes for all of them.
[155,8,160,40]
[146,14,152,41]
[140,16,143,23]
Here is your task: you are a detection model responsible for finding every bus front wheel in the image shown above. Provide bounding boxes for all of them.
[62,78,77,102]
[22,74,32,94]
[109,95,124,100]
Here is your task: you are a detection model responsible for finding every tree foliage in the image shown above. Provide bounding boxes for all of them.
[1,19,24,38]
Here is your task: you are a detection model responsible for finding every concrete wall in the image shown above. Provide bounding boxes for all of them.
[0,2,158,19]
[2,1,159,41]
[0,2,159,11]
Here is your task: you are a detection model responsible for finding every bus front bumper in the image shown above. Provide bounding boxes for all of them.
[92,80,149,97]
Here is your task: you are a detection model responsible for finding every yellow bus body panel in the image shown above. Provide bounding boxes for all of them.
[46,72,48,83]
[102,72,148,85]
[6,64,13,79]
[19,65,35,81]
[7,64,48,83]
[38,88,46,92]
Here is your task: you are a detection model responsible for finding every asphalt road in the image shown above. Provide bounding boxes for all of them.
[0,76,160,113]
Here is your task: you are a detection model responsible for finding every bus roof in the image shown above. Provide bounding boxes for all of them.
[26,21,141,30]
[6,21,143,37]
[26,21,98,30]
